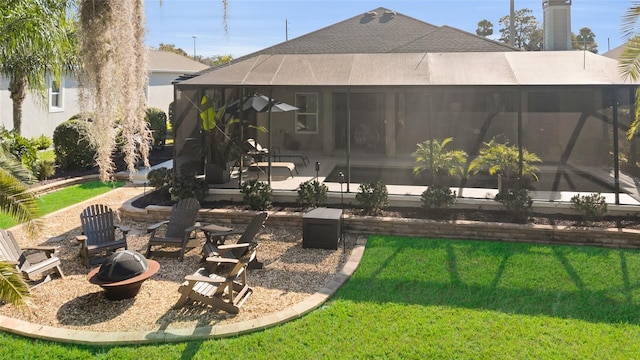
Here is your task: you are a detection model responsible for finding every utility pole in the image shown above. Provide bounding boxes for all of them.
[192,36,197,59]
[509,0,515,47]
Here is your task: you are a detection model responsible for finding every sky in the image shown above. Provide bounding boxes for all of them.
[144,0,635,59]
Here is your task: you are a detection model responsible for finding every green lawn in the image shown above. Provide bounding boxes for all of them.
[0,181,124,228]
[2,236,640,359]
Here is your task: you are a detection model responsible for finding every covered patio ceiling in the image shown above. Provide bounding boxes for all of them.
[179,51,638,87]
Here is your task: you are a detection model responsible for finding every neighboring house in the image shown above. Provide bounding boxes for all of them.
[0,50,208,139]
[173,7,640,204]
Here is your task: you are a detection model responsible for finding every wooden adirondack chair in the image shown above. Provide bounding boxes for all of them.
[77,204,129,268]
[201,211,268,269]
[173,242,258,313]
[146,197,201,261]
[0,229,65,288]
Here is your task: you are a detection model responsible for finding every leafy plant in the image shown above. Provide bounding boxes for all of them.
[170,173,207,202]
[494,188,533,223]
[241,179,272,210]
[53,118,96,171]
[34,160,56,181]
[356,181,389,215]
[468,138,541,191]
[31,134,53,150]
[412,137,467,185]
[421,186,457,211]
[296,180,328,208]
[570,193,608,225]
[145,107,168,149]
[147,167,172,192]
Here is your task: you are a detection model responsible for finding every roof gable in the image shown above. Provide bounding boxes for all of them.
[253,7,512,55]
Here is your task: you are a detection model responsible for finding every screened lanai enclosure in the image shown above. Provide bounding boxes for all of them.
[172,51,640,206]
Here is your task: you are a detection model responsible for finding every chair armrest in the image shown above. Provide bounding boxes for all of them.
[147,220,169,233]
[116,224,130,234]
[183,225,199,234]
[205,257,239,264]
[216,243,251,251]
[23,245,58,256]
[76,235,87,247]
[184,274,229,284]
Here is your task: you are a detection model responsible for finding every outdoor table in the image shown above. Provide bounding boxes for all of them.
[200,223,233,245]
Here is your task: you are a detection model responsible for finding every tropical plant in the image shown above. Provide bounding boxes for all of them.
[0,0,77,134]
[468,138,542,191]
[411,137,467,187]
[620,2,640,138]
[200,100,240,167]
[0,150,40,307]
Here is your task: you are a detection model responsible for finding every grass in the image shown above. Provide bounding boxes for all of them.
[0,181,124,228]
[2,235,640,358]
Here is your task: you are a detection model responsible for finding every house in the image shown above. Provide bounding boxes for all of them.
[172,7,640,204]
[0,50,208,139]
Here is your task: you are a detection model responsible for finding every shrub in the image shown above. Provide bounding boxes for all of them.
[53,118,96,170]
[31,160,55,181]
[170,173,207,202]
[570,193,608,225]
[145,107,167,149]
[147,167,172,191]
[296,179,328,208]
[31,135,53,150]
[0,126,39,178]
[241,179,272,210]
[421,186,456,211]
[356,181,388,215]
[494,188,533,224]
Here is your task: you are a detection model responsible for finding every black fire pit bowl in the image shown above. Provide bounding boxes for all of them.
[87,250,160,300]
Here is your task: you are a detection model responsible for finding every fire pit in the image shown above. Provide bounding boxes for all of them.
[87,250,160,300]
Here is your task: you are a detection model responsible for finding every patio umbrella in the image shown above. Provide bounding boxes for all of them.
[226,93,298,114]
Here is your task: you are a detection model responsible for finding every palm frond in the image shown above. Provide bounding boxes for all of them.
[0,166,41,235]
[0,261,32,308]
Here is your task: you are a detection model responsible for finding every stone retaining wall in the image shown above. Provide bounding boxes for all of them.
[121,199,640,249]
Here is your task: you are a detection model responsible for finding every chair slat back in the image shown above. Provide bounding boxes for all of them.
[166,198,200,238]
[0,229,22,264]
[237,212,268,245]
[80,204,116,246]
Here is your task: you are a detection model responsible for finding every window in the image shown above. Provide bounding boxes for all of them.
[49,78,63,112]
[295,93,318,133]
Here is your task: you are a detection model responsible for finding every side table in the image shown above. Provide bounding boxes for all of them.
[303,207,342,250]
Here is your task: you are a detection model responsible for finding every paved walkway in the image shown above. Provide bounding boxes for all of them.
[0,184,366,345]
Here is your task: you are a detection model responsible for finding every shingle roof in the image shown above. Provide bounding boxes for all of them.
[253,7,513,55]
[179,51,637,87]
[148,50,209,73]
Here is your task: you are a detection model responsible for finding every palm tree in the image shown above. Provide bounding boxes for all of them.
[468,138,542,191]
[0,0,77,134]
[0,151,40,307]
[411,137,468,188]
[620,2,640,138]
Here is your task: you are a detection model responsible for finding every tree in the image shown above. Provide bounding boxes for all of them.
[197,54,234,67]
[573,27,598,54]
[0,0,77,134]
[476,20,494,37]
[498,8,541,50]
[156,43,189,57]
[0,150,39,308]
[620,2,640,139]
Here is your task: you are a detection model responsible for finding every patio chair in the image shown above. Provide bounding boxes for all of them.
[0,229,65,288]
[173,242,258,313]
[146,197,201,261]
[201,211,268,269]
[246,138,309,166]
[77,204,129,268]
